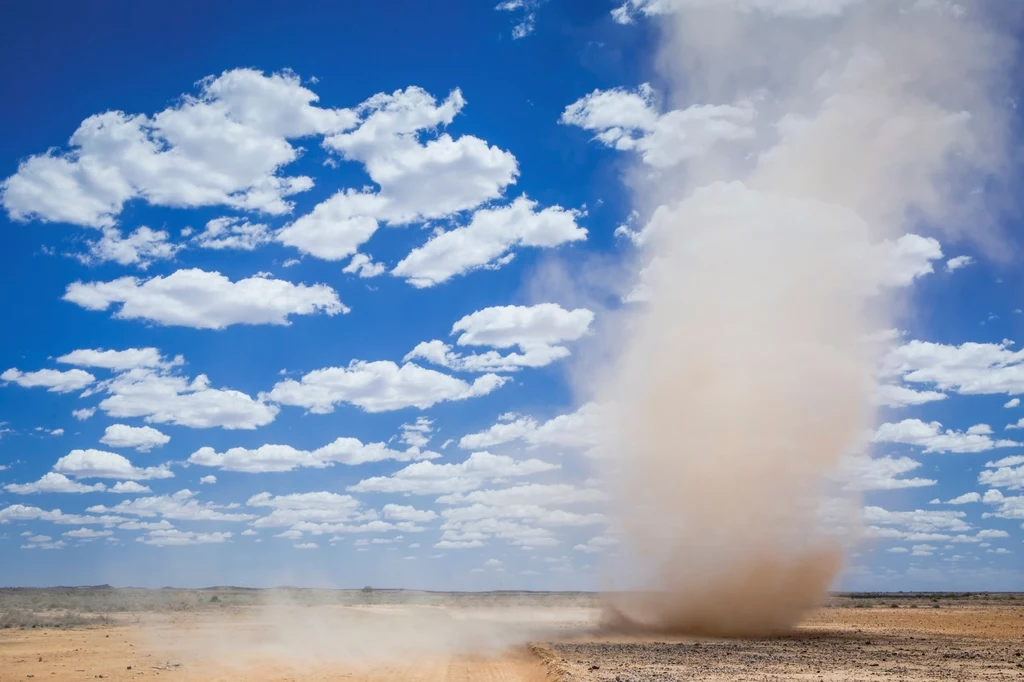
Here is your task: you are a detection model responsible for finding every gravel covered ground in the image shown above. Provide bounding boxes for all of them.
[535,600,1024,682]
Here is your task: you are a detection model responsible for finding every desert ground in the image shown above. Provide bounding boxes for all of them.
[1,590,1022,681]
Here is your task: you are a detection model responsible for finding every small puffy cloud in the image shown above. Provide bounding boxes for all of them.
[1,368,95,393]
[247,491,364,529]
[842,455,936,492]
[21,535,66,550]
[0,504,123,526]
[440,503,604,529]
[323,87,518,226]
[279,87,518,262]
[873,419,1018,454]
[931,492,982,505]
[382,504,438,523]
[140,529,233,546]
[199,475,217,485]
[343,253,386,278]
[276,191,386,261]
[436,483,608,508]
[97,368,278,430]
[63,269,346,329]
[979,464,1024,491]
[392,196,586,288]
[1006,398,1020,408]
[110,481,151,494]
[882,339,1024,396]
[405,340,569,373]
[63,528,114,539]
[406,303,594,373]
[873,234,943,288]
[977,529,1009,539]
[118,520,173,531]
[73,408,96,421]
[5,473,106,495]
[864,506,971,534]
[99,424,170,452]
[267,360,508,414]
[399,417,434,449]
[349,451,559,495]
[437,540,484,549]
[979,489,1024,521]
[438,517,561,549]
[986,455,1024,468]
[1,68,356,228]
[460,403,603,451]
[946,255,974,272]
[53,449,174,481]
[610,0,862,24]
[562,84,755,168]
[496,0,544,39]
[189,436,437,473]
[573,536,619,554]
[57,347,178,371]
[451,304,594,350]
[874,384,946,408]
[192,217,273,250]
[79,226,182,269]
[90,489,254,522]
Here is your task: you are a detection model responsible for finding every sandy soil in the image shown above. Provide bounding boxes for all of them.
[1,600,1022,681]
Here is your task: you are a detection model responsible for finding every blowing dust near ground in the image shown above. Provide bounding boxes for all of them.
[587,0,1019,636]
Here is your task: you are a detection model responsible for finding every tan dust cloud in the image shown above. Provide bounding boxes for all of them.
[592,1,1016,636]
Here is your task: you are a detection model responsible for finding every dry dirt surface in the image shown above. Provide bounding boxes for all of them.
[0,603,586,682]
[1,593,1023,682]
[536,601,1024,682]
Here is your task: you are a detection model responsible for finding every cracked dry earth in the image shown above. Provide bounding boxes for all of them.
[1,600,1023,681]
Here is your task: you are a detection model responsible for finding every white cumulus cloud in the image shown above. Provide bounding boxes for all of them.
[873,419,1018,454]
[99,424,170,452]
[349,451,559,495]
[98,368,278,430]
[192,217,273,250]
[1,368,95,393]
[267,360,508,413]
[406,303,594,373]
[57,347,179,371]
[392,196,586,287]
[5,473,107,495]
[63,268,346,329]
[562,84,756,168]
[53,449,174,481]
[79,226,182,268]
[189,436,437,473]
[1,68,356,228]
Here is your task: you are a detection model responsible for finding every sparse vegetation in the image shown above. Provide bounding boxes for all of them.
[0,608,109,630]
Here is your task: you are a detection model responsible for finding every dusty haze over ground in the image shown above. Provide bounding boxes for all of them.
[587,0,1018,636]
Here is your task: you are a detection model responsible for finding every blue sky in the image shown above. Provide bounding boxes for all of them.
[1,0,1022,591]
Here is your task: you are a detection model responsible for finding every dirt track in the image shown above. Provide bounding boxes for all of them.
[1,599,1022,681]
